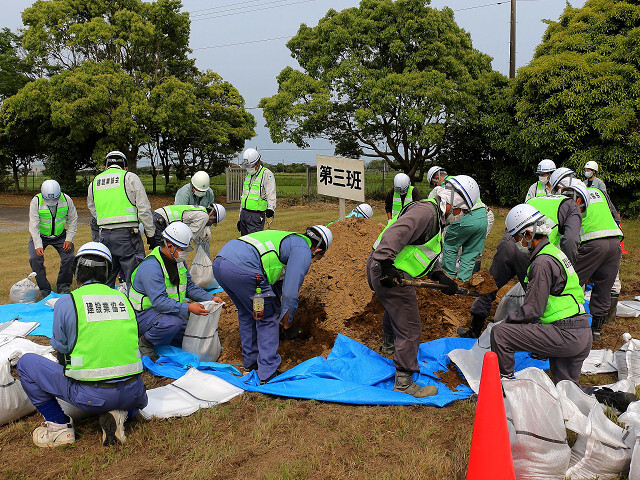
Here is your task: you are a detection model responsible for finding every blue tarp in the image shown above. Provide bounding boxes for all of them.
[143,334,548,407]
[0,293,62,337]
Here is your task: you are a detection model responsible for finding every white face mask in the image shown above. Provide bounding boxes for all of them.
[515,240,530,255]
[193,189,205,198]
[44,198,59,207]
[584,171,593,179]
[538,176,549,185]
[175,249,188,263]
[246,165,256,173]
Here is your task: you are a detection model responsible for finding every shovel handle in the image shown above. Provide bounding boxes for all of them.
[401,279,478,297]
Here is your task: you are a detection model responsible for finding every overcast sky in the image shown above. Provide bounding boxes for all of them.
[3,0,587,165]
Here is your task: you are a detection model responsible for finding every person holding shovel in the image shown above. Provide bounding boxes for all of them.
[367,175,480,397]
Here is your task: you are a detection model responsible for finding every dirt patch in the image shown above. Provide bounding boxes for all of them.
[434,363,466,390]
[463,270,497,295]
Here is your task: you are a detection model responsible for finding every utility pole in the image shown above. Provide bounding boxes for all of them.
[509,0,516,78]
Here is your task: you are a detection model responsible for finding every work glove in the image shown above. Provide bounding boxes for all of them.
[146,235,158,250]
[280,323,303,341]
[199,227,211,242]
[236,220,242,233]
[431,270,458,296]
[379,260,403,288]
[266,209,274,218]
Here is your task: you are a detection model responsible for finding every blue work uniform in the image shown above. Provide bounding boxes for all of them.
[212,236,312,381]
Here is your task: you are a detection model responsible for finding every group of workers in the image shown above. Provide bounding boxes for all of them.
[15,149,633,447]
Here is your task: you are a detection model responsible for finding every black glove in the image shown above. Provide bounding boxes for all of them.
[146,235,158,250]
[431,270,458,296]
[266,209,274,218]
[236,220,242,233]
[379,260,403,288]
[280,324,303,340]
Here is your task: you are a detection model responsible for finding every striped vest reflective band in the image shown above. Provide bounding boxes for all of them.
[129,247,188,311]
[238,230,311,284]
[161,204,207,223]
[373,199,442,278]
[525,243,585,324]
[66,283,142,381]
[241,167,267,211]
[92,167,138,225]
[580,188,623,243]
[392,186,414,217]
[526,195,566,247]
[37,193,68,236]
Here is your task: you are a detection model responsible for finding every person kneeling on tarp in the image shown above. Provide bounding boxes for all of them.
[17,242,148,447]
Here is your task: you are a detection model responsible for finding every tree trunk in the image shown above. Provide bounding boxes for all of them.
[11,158,20,192]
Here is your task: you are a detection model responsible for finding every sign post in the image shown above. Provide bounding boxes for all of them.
[316,155,365,220]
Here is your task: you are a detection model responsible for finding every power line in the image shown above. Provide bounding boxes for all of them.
[189,0,265,15]
[191,0,315,21]
[192,36,291,51]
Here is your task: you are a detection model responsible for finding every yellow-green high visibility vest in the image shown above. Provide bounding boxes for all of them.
[161,205,207,223]
[241,166,267,211]
[129,247,187,311]
[535,181,547,197]
[373,199,443,278]
[525,243,585,324]
[37,193,68,236]
[238,230,311,284]
[66,283,142,381]
[526,195,566,247]
[580,188,624,243]
[92,167,138,225]
[392,185,414,217]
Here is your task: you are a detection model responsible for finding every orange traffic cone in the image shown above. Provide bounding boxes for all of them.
[466,351,515,480]
[620,217,629,254]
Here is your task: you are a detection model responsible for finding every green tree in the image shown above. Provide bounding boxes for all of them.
[259,0,494,182]
[504,0,640,209]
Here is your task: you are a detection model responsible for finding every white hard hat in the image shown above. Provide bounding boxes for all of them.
[393,173,411,195]
[105,150,127,168]
[162,221,194,252]
[549,167,575,190]
[76,241,113,263]
[41,179,61,205]
[207,203,226,224]
[242,148,261,167]
[191,171,210,192]
[306,225,333,252]
[536,159,556,174]
[505,204,546,237]
[561,181,590,209]
[584,161,598,172]
[427,166,447,184]
[354,203,373,219]
[444,175,480,209]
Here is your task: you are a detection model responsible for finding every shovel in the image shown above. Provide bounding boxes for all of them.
[401,279,480,297]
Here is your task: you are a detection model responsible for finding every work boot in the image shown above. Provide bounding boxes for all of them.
[392,370,438,398]
[260,369,282,385]
[380,332,395,356]
[604,295,619,325]
[591,315,606,341]
[594,387,638,412]
[32,420,75,448]
[138,335,159,362]
[457,315,486,339]
[280,324,303,341]
[99,410,127,446]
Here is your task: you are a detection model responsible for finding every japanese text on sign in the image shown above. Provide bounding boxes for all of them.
[316,155,365,202]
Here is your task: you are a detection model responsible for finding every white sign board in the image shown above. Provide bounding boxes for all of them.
[316,155,365,202]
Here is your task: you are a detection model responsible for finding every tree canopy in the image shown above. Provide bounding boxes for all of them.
[259,0,494,182]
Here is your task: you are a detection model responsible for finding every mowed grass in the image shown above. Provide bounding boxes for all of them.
[1,197,640,479]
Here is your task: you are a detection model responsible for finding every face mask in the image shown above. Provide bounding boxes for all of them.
[515,241,530,255]
[584,171,593,179]
[44,198,59,207]
[246,166,256,173]
[175,249,188,263]
[538,176,549,184]
[193,189,205,198]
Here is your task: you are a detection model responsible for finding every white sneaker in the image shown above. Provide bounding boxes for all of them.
[99,410,127,446]
[32,421,75,448]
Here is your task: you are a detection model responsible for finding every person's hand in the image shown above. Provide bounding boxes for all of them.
[147,235,158,250]
[236,221,242,233]
[62,241,72,252]
[188,303,210,315]
[432,270,458,296]
[211,296,223,303]
[379,260,403,288]
[200,228,211,242]
[35,248,44,257]
[266,209,274,218]
[280,323,302,340]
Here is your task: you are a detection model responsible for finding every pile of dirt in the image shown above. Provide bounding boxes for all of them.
[216,217,496,373]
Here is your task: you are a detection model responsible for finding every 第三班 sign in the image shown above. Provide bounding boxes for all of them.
[316,155,365,202]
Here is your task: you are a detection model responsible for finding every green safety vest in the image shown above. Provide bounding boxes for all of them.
[129,247,188,311]
[238,230,311,284]
[92,167,138,225]
[373,199,443,278]
[580,188,624,243]
[66,283,142,381]
[525,243,585,324]
[535,181,547,197]
[526,195,566,247]
[37,193,68,236]
[161,204,207,223]
[392,185,414,217]
[241,166,268,211]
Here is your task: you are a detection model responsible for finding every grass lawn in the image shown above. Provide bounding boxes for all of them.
[1,195,639,479]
